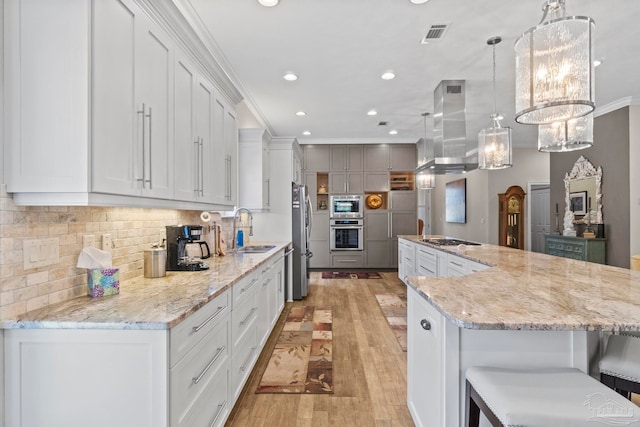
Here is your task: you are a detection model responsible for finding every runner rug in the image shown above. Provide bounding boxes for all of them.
[374,293,407,351]
[321,271,381,279]
[256,306,333,394]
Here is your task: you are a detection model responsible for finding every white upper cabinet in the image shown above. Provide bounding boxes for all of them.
[238,129,271,211]
[4,0,241,209]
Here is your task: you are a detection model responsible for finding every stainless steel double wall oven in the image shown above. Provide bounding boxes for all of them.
[329,195,364,251]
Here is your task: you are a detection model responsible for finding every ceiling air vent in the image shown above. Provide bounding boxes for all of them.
[421,24,449,44]
[378,121,389,127]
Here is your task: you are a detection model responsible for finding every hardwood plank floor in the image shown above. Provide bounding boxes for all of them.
[226,271,414,427]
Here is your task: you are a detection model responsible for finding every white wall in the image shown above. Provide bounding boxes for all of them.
[630,106,640,260]
[236,100,264,129]
[431,147,549,245]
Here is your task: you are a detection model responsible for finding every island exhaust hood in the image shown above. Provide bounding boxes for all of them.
[416,80,478,175]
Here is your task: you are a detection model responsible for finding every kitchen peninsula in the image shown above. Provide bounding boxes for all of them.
[2,243,289,427]
[399,236,640,427]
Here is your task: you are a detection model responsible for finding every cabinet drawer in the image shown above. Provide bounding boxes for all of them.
[468,260,489,273]
[331,253,364,267]
[232,291,258,348]
[170,290,230,366]
[447,257,466,277]
[232,272,260,306]
[231,324,258,400]
[178,360,230,427]
[171,314,230,426]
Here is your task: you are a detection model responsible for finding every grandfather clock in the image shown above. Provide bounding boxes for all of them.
[498,185,525,249]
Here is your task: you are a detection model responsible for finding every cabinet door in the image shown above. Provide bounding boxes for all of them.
[365,172,390,192]
[391,211,417,238]
[225,106,239,206]
[389,145,416,171]
[330,146,346,171]
[364,145,389,171]
[304,146,330,171]
[329,173,347,194]
[304,172,318,210]
[390,191,416,211]
[195,78,215,203]
[365,211,391,268]
[212,98,227,204]
[92,0,138,195]
[135,15,174,199]
[173,55,197,202]
[347,145,364,171]
[407,287,444,427]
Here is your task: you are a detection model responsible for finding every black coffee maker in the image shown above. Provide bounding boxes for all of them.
[165,225,210,271]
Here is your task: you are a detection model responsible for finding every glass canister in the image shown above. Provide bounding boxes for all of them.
[144,244,167,278]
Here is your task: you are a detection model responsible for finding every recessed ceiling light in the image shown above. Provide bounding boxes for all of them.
[302,131,311,136]
[283,73,298,81]
[381,71,396,80]
[389,130,398,135]
[296,111,306,116]
[367,110,378,116]
[258,0,279,6]
[410,0,429,3]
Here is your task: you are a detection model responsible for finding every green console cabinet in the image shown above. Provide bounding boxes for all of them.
[544,235,606,264]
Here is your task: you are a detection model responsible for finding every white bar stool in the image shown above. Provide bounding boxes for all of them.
[466,366,639,426]
[600,333,640,399]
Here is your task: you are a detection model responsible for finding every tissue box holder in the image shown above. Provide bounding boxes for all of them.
[87,268,120,298]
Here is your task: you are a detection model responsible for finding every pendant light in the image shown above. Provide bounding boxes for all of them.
[514,0,595,124]
[478,36,512,170]
[416,112,435,189]
[538,113,593,152]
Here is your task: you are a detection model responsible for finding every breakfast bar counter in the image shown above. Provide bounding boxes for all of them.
[398,236,640,427]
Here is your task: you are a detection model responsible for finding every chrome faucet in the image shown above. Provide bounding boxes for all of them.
[232,207,254,252]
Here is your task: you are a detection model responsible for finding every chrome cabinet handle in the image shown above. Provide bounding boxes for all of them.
[239,307,257,326]
[262,278,271,287]
[194,139,201,194]
[450,261,463,267]
[192,306,226,333]
[266,178,270,206]
[240,278,258,293]
[209,400,228,427]
[199,138,204,196]
[420,319,431,330]
[192,345,226,385]
[136,103,146,187]
[240,347,257,372]
[146,107,152,188]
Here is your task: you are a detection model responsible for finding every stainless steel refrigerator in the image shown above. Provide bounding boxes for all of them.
[291,183,313,300]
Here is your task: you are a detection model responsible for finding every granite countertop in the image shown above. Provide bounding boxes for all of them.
[1,242,290,331]
[400,235,640,332]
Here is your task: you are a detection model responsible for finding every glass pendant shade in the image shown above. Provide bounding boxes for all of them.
[538,113,593,152]
[514,0,595,124]
[416,171,435,189]
[478,115,512,169]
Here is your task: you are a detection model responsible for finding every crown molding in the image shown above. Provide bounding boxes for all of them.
[594,96,640,117]
[298,137,419,145]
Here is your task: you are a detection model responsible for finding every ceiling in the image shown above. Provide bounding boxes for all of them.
[177,0,640,148]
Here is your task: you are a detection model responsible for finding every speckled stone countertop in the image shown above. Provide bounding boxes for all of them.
[400,235,640,332]
[1,242,290,331]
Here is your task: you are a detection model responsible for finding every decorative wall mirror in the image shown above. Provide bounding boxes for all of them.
[563,156,603,230]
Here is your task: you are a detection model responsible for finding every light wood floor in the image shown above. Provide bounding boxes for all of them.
[226,271,414,427]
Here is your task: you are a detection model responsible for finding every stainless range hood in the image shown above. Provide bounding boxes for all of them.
[416,80,478,175]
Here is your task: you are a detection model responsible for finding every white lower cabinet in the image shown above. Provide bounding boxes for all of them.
[3,252,286,427]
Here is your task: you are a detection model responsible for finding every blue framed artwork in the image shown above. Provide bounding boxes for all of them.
[446,178,466,223]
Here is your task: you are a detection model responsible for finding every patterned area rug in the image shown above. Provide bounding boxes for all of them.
[321,271,382,279]
[375,294,407,351]
[256,306,333,394]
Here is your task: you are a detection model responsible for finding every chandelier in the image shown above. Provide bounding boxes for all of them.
[538,113,593,152]
[514,0,595,124]
[478,36,512,170]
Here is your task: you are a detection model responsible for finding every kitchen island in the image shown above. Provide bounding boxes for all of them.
[399,236,640,427]
[1,242,289,427]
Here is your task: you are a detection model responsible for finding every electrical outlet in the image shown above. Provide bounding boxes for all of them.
[102,234,112,252]
[83,235,95,248]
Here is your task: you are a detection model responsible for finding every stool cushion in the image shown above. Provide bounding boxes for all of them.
[466,366,639,426]
[600,334,640,382]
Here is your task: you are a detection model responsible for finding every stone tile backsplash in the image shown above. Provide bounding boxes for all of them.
[0,185,234,320]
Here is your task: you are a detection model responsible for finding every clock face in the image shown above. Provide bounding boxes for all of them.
[366,194,383,209]
[508,196,520,212]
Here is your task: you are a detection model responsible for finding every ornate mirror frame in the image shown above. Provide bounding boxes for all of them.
[563,155,603,227]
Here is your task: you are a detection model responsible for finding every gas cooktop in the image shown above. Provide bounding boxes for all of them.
[421,238,481,246]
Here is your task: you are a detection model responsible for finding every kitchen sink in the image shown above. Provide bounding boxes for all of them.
[236,245,277,253]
